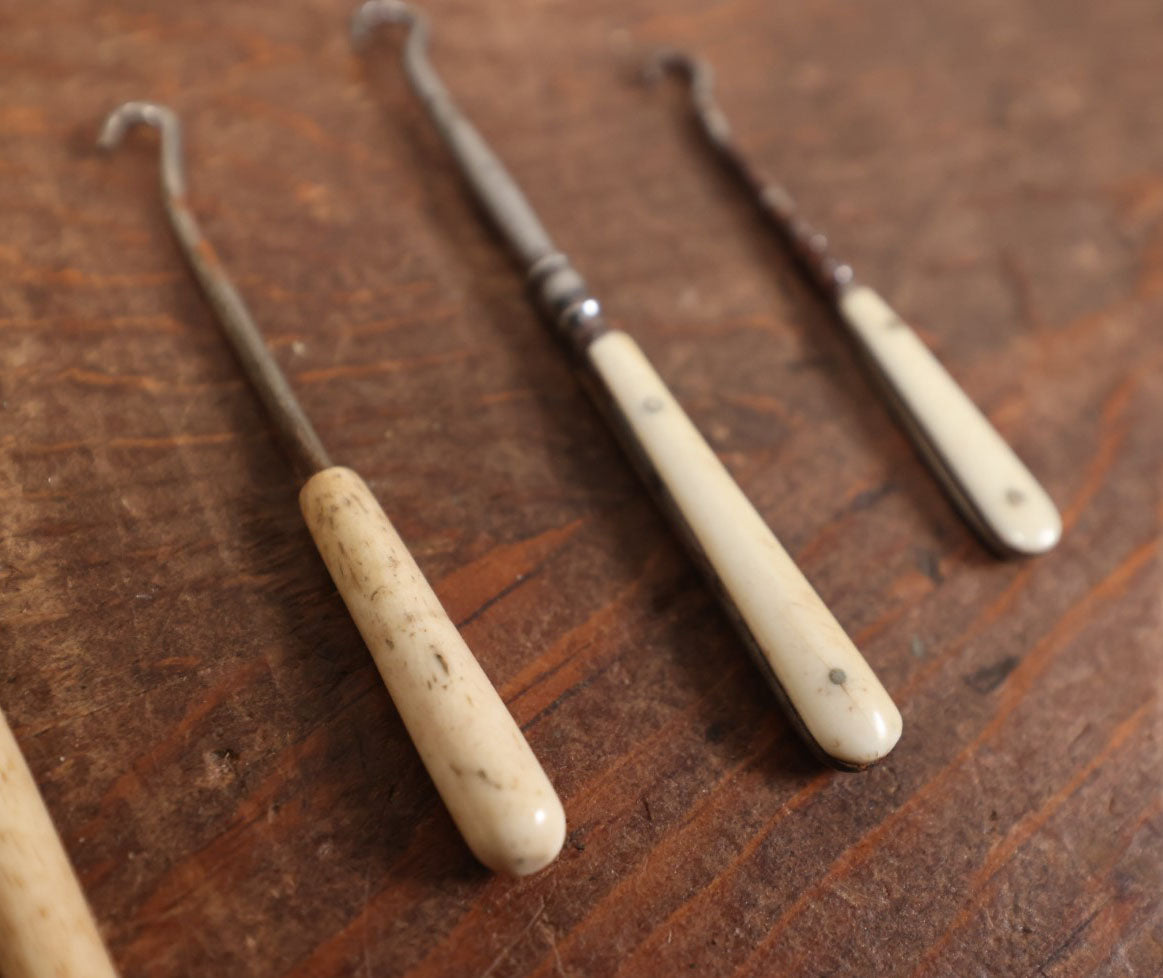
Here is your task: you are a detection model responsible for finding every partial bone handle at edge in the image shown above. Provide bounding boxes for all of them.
[587,330,902,767]
[300,466,565,875]
[0,709,120,978]
[838,285,1061,556]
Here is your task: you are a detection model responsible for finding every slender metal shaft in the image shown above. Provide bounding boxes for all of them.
[353,2,554,268]
[98,102,332,478]
[351,1,608,354]
[644,51,854,297]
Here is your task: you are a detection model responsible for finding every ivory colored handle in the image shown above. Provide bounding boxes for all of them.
[587,330,901,767]
[300,466,565,875]
[0,708,120,978]
[838,285,1061,556]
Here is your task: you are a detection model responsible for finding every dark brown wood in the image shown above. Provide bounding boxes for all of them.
[1,1,1160,975]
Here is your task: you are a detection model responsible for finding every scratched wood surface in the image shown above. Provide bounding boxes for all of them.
[1,0,1160,975]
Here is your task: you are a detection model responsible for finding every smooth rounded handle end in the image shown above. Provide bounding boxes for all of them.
[816,694,903,770]
[784,653,903,769]
[467,794,567,876]
[992,497,1062,557]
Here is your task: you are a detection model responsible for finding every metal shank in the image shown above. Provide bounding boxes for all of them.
[646,50,854,297]
[352,1,608,353]
[98,101,332,478]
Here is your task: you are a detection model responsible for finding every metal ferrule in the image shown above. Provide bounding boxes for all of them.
[527,252,609,354]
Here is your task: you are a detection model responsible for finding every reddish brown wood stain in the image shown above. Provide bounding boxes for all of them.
[1,1,1160,975]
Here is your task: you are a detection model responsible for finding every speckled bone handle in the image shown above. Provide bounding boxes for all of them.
[586,331,902,768]
[837,286,1061,556]
[299,466,565,875]
[0,708,121,978]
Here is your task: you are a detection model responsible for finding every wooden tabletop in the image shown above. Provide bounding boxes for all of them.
[2,1,1160,975]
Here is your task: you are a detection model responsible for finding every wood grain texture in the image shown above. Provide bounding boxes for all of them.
[0,0,1159,976]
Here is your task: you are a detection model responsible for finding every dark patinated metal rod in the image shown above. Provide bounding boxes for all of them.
[351,1,904,769]
[644,51,854,297]
[97,103,566,875]
[99,102,332,479]
[646,52,1062,559]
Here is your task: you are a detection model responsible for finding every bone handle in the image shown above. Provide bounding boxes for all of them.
[0,708,120,978]
[586,330,902,767]
[838,285,1061,556]
[299,466,565,874]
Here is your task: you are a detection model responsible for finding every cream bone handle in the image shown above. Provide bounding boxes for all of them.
[837,285,1061,557]
[299,466,565,874]
[0,708,121,978]
[585,330,902,768]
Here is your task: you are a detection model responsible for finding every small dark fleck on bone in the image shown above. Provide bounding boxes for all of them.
[828,668,847,685]
[434,652,449,675]
[642,396,664,413]
[476,768,503,789]
[1005,488,1026,506]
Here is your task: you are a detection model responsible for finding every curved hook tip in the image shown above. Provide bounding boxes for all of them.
[97,101,176,152]
[350,0,417,47]
[640,49,728,141]
[97,101,186,197]
[640,48,703,87]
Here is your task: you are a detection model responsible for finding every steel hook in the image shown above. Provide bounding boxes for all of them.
[97,100,332,476]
